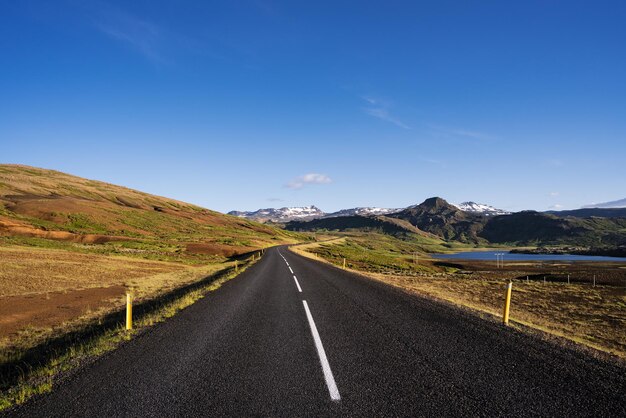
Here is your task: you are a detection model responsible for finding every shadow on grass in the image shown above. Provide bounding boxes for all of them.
[0,261,249,392]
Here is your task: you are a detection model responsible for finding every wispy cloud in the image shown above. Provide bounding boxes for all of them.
[549,204,563,209]
[95,9,163,62]
[429,125,495,141]
[286,173,332,190]
[361,96,410,129]
[549,191,560,197]
[267,197,284,202]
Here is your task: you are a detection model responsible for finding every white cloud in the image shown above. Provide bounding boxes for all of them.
[364,108,410,129]
[286,173,332,190]
[430,125,495,141]
[90,3,164,63]
[549,204,563,209]
[361,96,410,129]
[549,191,560,197]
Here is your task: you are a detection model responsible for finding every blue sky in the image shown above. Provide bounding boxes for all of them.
[1,1,625,213]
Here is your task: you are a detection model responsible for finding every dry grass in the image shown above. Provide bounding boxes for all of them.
[0,244,235,354]
[1,256,257,411]
[0,245,185,297]
[292,246,626,359]
[369,274,626,358]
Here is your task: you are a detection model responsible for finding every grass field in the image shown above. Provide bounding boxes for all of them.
[0,243,261,410]
[295,232,504,273]
[0,165,308,410]
[0,243,246,357]
[292,236,626,359]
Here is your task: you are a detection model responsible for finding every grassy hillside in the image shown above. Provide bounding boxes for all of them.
[286,214,438,238]
[480,211,626,246]
[0,164,302,262]
[0,165,307,408]
[292,231,480,275]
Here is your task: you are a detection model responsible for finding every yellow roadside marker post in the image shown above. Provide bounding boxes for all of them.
[503,282,512,326]
[126,292,133,331]
[343,258,346,269]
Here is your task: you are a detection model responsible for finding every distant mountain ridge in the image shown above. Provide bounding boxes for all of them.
[229,201,507,223]
[284,196,626,247]
[583,198,626,209]
[228,206,324,222]
[324,207,401,218]
[228,206,399,222]
[547,207,626,219]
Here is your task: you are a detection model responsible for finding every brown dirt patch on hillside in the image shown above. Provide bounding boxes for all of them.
[0,286,126,339]
[185,242,254,257]
[0,218,133,244]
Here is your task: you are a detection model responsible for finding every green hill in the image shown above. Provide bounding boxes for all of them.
[0,165,301,262]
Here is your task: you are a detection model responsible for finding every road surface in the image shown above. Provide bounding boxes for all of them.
[6,246,626,417]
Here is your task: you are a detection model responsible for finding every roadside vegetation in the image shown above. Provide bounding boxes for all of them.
[0,252,260,411]
[0,164,308,411]
[293,232,499,274]
[292,234,626,360]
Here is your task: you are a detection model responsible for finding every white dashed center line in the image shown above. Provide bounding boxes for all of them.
[293,275,302,292]
[302,300,341,401]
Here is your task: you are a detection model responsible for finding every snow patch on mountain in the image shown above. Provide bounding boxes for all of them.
[325,207,401,218]
[453,201,510,216]
[228,205,324,221]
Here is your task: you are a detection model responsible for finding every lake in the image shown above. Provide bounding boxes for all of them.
[432,250,626,263]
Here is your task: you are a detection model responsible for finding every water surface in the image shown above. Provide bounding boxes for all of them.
[432,250,626,263]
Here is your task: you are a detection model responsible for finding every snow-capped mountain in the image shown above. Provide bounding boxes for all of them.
[453,201,510,216]
[230,201,509,222]
[228,206,400,222]
[582,198,626,209]
[228,206,325,222]
[324,207,401,218]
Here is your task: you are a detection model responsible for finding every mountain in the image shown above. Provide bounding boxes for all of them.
[453,201,510,216]
[286,215,436,238]
[324,207,400,218]
[582,198,626,209]
[547,208,626,219]
[283,196,626,247]
[0,165,297,257]
[387,197,487,242]
[480,211,626,246]
[229,206,399,222]
[228,205,324,222]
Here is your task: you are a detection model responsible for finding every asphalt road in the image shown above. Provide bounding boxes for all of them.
[6,246,626,417]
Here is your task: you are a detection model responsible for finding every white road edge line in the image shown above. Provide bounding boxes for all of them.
[302,300,341,402]
[289,267,293,274]
[293,275,302,292]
